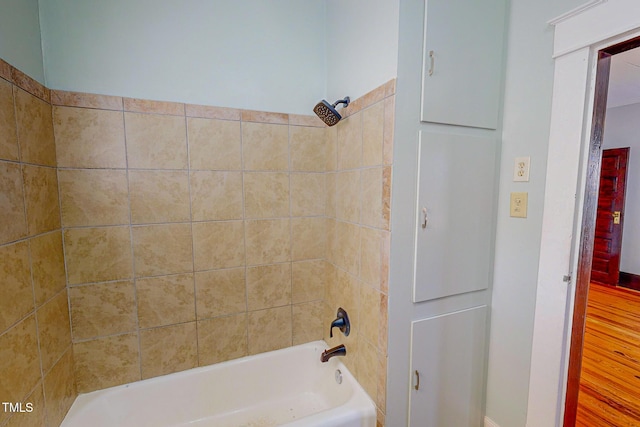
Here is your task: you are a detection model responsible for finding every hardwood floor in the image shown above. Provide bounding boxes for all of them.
[576,283,640,426]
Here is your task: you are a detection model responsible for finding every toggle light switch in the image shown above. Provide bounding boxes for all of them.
[510,192,528,218]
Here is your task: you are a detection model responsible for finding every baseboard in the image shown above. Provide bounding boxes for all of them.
[485,416,500,427]
[619,271,640,292]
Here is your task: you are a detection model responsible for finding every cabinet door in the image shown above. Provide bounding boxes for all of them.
[413,131,497,302]
[421,0,506,129]
[409,306,487,427]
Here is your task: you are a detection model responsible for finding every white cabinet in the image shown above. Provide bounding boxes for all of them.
[420,0,507,129]
[409,306,487,427]
[413,131,498,303]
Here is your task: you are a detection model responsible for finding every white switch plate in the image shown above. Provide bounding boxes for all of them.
[510,192,528,218]
[513,157,530,182]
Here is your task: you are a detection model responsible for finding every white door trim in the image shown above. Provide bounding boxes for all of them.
[527,1,640,425]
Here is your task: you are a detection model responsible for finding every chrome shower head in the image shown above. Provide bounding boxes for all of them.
[313,97,350,127]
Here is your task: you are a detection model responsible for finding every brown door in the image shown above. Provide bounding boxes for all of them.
[590,147,629,286]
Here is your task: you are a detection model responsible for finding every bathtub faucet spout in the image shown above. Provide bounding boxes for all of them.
[321,344,346,363]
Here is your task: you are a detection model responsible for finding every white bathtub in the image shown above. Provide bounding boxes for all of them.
[61,340,376,427]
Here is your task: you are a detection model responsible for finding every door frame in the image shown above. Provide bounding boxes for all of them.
[563,40,640,426]
[526,1,640,425]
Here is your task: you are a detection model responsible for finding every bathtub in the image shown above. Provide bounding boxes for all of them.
[61,340,376,427]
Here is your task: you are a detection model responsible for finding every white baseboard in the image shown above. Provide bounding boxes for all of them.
[484,416,500,427]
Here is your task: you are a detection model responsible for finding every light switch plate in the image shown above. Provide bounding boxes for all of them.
[513,157,530,182]
[510,192,528,218]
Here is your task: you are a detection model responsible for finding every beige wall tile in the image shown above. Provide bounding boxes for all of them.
[0,59,10,81]
[124,98,184,115]
[37,291,72,373]
[325,173,336,218]
[129,170,190,224]
[379,294,388,355]
[362,102,384,167]
[291,217,325,261]
[357,339,381,406]
[382,167,391,230]
[337,112,362,170]
[293,301,323,345]
[22,165,60,236]
[292,260,325,304]
[291,173,324,217]
[14,88,55,166]
[242,122,288,171]
[360,284,381,348]
[195,268,246,319]
[125,112,187,169]
[325,218,336,265]
[73,333,140,393]
[193,221,245,271]
[11,68,49,103]
[244,172,290,218]
[383,96,395,165]
[0,162,27,244]
[360,227,382,289]
[324,263,338,309]
[140,322,197,379]
[190,171,243,221]
[58,169,129,227]
[246,263,291,311]
[51,90,123,110]
[290,126,326,172]
[333,269,360,327]
[289,115,325,127]
[247,306,292,355]
[361,167,385,229]
[43,349,76,427]
[137,274,195,329]
[186,104,240,121]
[325,126,337,172]
[0,316,41,410]
[5,382,46,427]
[0,79,18,161]
[380,231,390,295]
[245,219,291,265]
[133,224,193,277]
[241,110,288,124]
[198,314,247,366]
[187,118,241,170]
[30,231,66,306]
[69,281,136,340]
[0,241,32,333]
[64,226,132,285]
[336,170,361,223]
[53,106,126,168]
[334,221,360,277]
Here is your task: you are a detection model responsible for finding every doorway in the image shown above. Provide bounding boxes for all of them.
[564,37,640,426]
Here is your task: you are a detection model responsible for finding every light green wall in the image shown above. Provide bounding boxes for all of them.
[0,0,44,82]
[485,0,588,425]
[38,0,327,115]
[325,0,399,102]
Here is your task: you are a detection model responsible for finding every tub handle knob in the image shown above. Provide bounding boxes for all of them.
[329,307,350,338]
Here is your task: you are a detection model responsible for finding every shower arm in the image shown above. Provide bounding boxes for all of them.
[332,97,350,108]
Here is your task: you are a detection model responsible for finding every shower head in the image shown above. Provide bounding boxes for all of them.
[313,97,350,127]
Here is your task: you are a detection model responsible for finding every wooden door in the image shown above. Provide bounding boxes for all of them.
[590,147,629,286]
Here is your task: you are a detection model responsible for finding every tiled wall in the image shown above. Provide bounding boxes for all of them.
[0,54,394,427]
[323,81,394,427]
[51,91,329,393]
[0,60,76,427]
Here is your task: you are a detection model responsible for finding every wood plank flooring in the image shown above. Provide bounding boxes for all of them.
[576,283,640,426]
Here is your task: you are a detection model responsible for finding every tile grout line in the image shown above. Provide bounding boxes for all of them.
[121,101,144,382]
[239,115,250,357]
[184,105,200,368]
